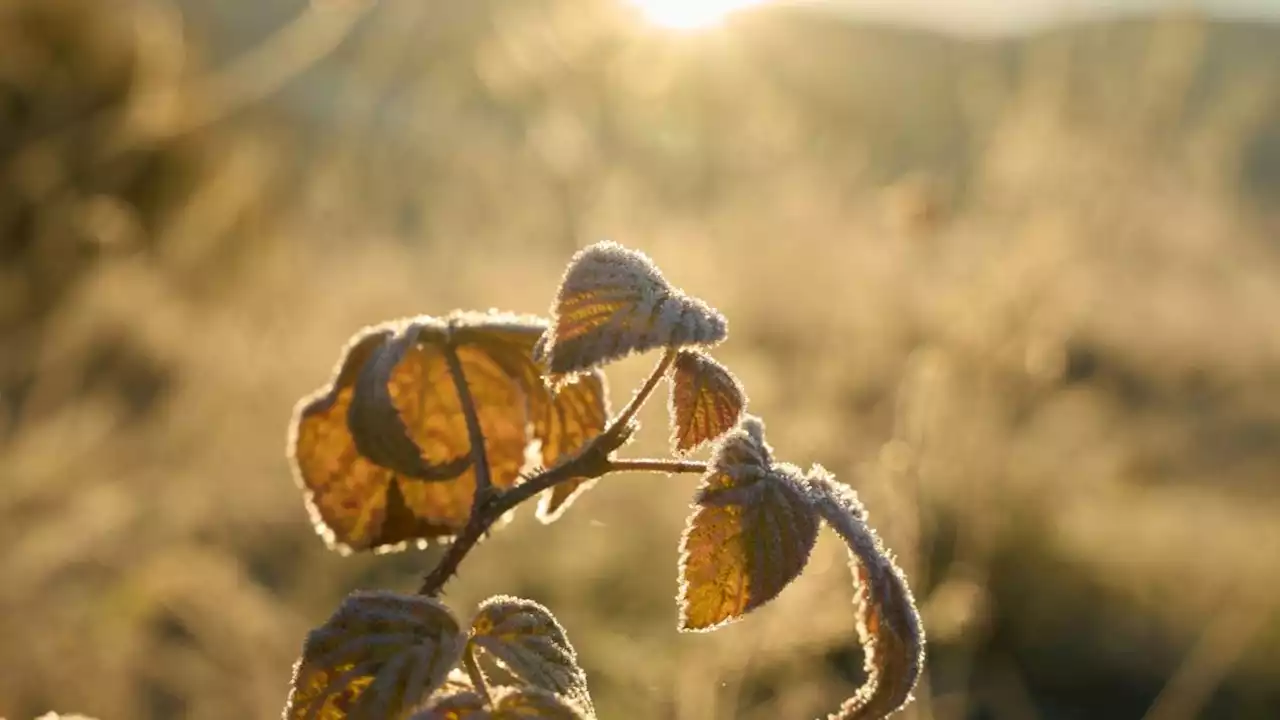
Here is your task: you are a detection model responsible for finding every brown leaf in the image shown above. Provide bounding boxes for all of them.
[289,314,546,553]
[534,371,608,522]
[677,417,820,631]
[668,350,746,454]
[284,591,465,720]
[541,241,727,376]
[468,596,594,717]
[804,469,925,720]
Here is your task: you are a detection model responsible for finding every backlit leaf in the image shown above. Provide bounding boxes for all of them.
[534,371,609,522]
[348,325,472,480]
[468,596,595,717]
[803,469,925,720]
[284,591,465,720]
[668,350,746,454]
[289,313,546,552]
[540,241,727,376]
[677,416,820,631]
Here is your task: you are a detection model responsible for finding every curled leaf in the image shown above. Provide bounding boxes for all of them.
[668,350,746,454]
[284,590,465,720]
[534,371,609,522]
[289,314,545,552]
[348,324,472,480]
[541,241,727,376]
[804,469,925,720]
[468,596,595,717]
[677,416,820,631]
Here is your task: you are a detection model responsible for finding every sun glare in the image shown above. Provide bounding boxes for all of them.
[626,0,767,30]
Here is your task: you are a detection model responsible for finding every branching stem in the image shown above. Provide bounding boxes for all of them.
[418,349,696,597]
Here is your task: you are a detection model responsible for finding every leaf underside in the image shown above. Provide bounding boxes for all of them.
[805,471,926,720]
[468,596,595,717]
[285,591,465,720]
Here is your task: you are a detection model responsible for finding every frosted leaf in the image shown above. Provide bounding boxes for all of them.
[284,590,465,720]
[468,596,595,718]
[677,416,820,631]
[541,242,727,376]
[668,350,746,454]
[804,468,925,720]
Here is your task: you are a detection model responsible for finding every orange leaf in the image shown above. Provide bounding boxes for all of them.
[677,417,819,631]
[289,314,546,552]
[534,371,608,522]
[668,350,745,454]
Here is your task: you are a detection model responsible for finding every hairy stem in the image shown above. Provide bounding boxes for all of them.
[419,349,684,597]
[607,458,707,475]
[604,348,676,439]
[443,333,492,499]
[463,644,491,706]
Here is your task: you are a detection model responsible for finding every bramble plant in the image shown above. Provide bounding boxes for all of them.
[275,241,926,719]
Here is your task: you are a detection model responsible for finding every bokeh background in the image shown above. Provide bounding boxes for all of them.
[2,0,1279,718]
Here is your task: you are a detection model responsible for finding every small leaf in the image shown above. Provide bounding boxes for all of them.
[289,313,547,552]
[668,350,746,454]
[804,469,925,720]
[677,416,820,631]
[468,596,595,717]
[285,590,465,720]
[541,241,727,376]
[534,371,609,522]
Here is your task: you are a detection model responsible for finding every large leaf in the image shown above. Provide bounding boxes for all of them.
[284,591,465,720]
[804,470,925,720]
[540,241,727,376]
[468,596,595,717]
[677,417,820,631]
[291,312,614,551]
[290,316,539,552]
[668,349,746,454]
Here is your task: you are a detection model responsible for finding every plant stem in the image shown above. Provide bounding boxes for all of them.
[462,644,492,706]
[604,348,676,439]
[419,456,598,596]
[607,458,707,475]
[419,348,685,597]
[443,333,492,500]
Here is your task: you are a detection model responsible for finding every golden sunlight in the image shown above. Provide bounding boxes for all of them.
[625,0,768,30]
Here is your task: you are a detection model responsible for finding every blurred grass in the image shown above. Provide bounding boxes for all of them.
[2,0,1280,718]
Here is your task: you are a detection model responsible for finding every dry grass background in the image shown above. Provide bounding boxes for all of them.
[2,0,1279,718]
